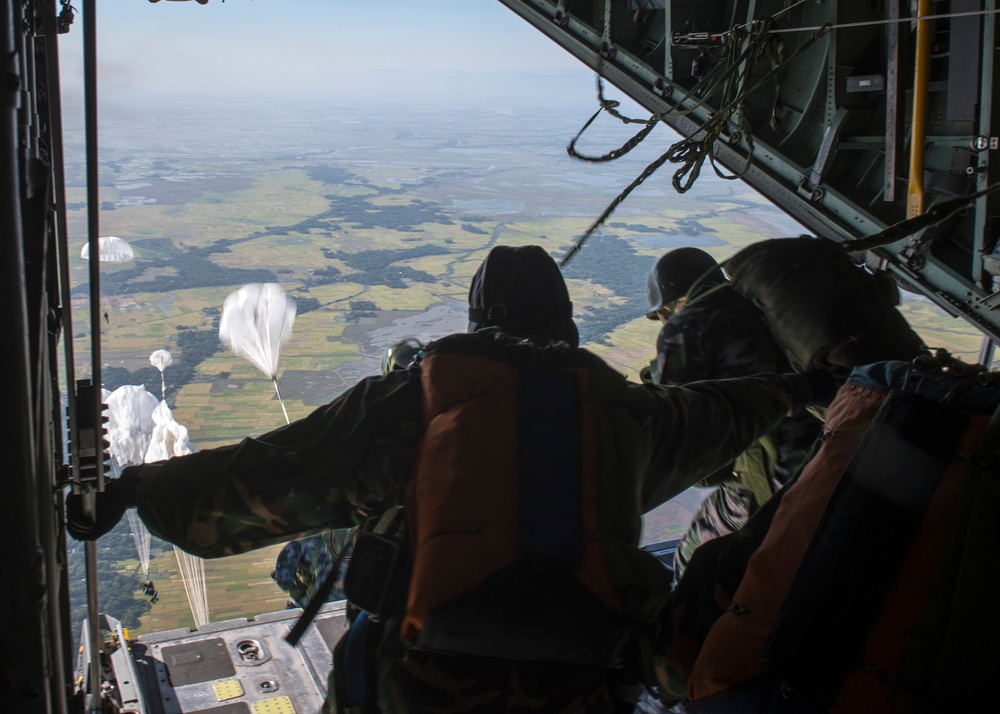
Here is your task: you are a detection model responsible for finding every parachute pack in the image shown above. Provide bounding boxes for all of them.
[342,332,666,669]
[723,236,927,371]
[686,355,1000,711]
[403,341,626,663]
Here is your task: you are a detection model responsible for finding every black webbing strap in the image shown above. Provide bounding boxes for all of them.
[285,529,355,646]
[839,180,1000,253]
[516,360,582,565]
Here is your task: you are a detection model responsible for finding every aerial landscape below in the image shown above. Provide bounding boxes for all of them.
[63,96,984,635]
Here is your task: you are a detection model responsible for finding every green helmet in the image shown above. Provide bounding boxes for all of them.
[380,338,424,375]
[645,247,724,319]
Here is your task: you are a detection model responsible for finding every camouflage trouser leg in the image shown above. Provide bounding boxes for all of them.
[672,482,753,581]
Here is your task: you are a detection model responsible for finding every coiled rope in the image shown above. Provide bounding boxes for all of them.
[561,17,828,266]
[559,4,1000,268]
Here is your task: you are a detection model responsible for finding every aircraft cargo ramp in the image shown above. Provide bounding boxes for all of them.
[78,541,678,714]
[79,605,347,714]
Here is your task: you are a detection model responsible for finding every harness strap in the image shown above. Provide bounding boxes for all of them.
[285,526,356,646]
[343,611,373,711]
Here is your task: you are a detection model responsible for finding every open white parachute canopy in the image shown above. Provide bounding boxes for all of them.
[149,349,173,399]
[100,385,206,623]
[145,400,196,464]
[80,236,134,263]
[149,349,172,372]
[103,386,159,478]
[219,283,297,424]
[218,283,296,380]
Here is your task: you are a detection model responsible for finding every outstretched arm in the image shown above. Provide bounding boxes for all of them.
[640,371,831,511]
[68,369,423,558]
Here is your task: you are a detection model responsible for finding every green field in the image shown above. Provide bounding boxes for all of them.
[136,545,289,635]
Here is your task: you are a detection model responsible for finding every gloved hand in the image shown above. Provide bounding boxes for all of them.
[801,368,840,407]
[66,467,140,541]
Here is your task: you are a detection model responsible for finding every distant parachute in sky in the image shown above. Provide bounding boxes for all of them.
[80,236,134,263]
[150,349,172,372]
[219,283,296,424]
[100,383,207,626]
[150,349,173,400]
[103,385,159,579]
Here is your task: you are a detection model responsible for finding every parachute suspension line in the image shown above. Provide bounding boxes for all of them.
[265,289,294,425]
[125,509,151,578]
[149,350,173,401]
[272,377,290,425]
[560,20,830,267]
[559,151,674,268]
[174,547,209,628]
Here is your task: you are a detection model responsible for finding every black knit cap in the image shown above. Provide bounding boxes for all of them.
[468,245,579,348]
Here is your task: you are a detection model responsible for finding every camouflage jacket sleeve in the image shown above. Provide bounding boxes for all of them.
[638,372,815,511]
[134,369,424,559]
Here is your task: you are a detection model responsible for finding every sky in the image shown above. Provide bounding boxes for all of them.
[57,0,621,110]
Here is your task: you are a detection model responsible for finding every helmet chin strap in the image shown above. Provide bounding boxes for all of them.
[654,297,689,324]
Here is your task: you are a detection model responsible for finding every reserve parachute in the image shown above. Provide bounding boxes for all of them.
[723,236,927,372]
[219,283,296,424]
[685,356,1000,711]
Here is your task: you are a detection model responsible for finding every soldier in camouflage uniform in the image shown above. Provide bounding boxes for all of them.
[68,245,834,713]
[645,247,820,580]
[271,528,355,608]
